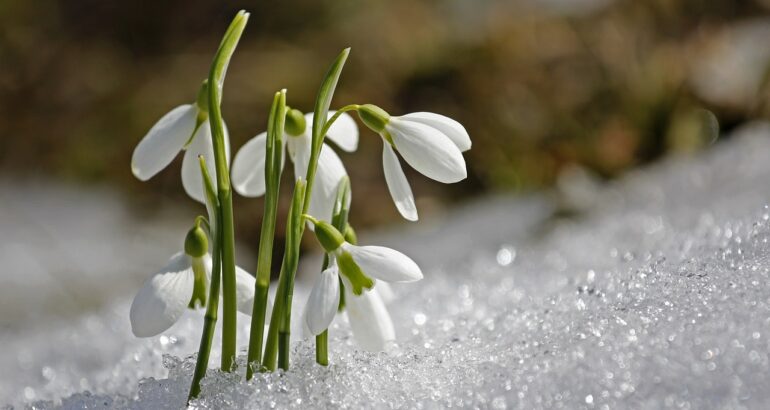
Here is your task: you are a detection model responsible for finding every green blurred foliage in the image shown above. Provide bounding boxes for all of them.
[1,0,769,240]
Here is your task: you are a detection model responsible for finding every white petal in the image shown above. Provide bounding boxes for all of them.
[387,119,467,183]
[131,105,197,181]
[342,243,423,283]
[235,265,256,315]
[399,112,471,152]
[304,266,341,335]
[200,253,213,284]
[286,133,312,183]
[304,111,359,152]
[375,282,395,304]
[346,288,394,351]
[231,132,268,197]
[382,142,418,221]
[287,135,348,224]
[181,121,231,203]
[308,144,349,223]
[130,252,194,337]
[181,125,214,203]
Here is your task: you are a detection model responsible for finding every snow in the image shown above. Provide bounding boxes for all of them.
[4,122,770,409]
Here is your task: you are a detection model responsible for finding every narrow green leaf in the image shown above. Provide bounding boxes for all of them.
[210,10,250,95]
[303,48,350,215]
[311,48,350,148]
[245,89,287,377]
[205,9,249,373]
[189,156,223,400]
[207,9,249,189]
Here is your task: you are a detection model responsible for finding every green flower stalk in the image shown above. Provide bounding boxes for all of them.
[206,10,249,371]
[262,179,306,371]
[246,89,287,379]
[189,157,221,400]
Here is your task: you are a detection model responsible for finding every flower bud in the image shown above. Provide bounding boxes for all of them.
[357,104,390,134]
[312,219,346,253]
[285,108,307,136]
[184,225,209,258]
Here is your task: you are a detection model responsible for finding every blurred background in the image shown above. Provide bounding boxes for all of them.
[1,0,770,279]
[5,2,770,405]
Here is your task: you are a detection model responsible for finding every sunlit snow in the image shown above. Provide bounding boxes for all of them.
[3,122,770,409]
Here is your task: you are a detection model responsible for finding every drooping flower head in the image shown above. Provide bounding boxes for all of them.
[302,216,422,350]
[129,223,254,337]
[131,80,230,203]
[357,104,471,221]
[231,109,358,222]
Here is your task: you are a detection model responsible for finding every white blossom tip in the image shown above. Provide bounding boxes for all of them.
[344,244,423,283]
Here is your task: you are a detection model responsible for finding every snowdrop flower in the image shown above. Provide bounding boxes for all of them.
[131,81,230,203]
[231,109,358,222]
[129,225,255,337]
[303,260,397,351]
[302,216,421,350]
[357,104,471,221]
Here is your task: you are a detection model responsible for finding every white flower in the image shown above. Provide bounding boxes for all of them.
[382,113,470,221]
[129,251,254,337]
[301,260,397,351]
[131,104,230,203]
[358,106,470,221]
[302,242,421,350]
[231,111,358,222]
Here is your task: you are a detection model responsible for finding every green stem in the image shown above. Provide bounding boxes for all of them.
[314,255,332,366]
[188,229,221,400]
[218,192,237,371]
[262,262,286,371]
[320,104,360,137]
[279,181,305,370]
[315,331,328,366]
[207,10,249,372]
[189,157,222,401]
[263,180,305,371]
[246,90,287,379]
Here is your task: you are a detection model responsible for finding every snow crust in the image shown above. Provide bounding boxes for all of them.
[5,123,770,409]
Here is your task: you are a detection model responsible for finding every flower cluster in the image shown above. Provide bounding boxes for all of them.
[127,9,470,400]
[301,217,422,350]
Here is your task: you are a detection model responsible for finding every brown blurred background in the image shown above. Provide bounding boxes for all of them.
[1,0,770,251]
